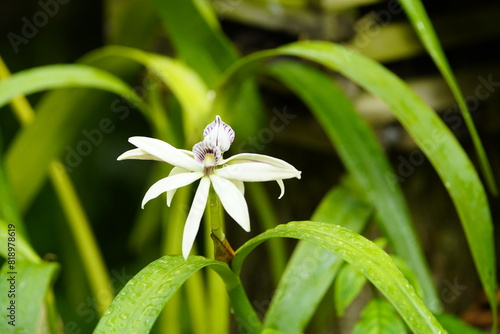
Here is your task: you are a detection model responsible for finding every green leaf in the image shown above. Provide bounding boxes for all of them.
[221,40,496,317]
[265,60,438,310]
[0,64,145,111]
[94,255,262,334]
[335,263,368,317]
[155,0,265,140]
[353,298,407,334]
[0,154,26,238]
[263,183,371,332]
[152,0,238,86]
[400,0,497,197]
[234,221,446,333]
[0,219,39,263]
[3,65,148,211]
[81,46,210,142]
[391,255,424,301]
[0,261,59,334]
[435,313,485,334]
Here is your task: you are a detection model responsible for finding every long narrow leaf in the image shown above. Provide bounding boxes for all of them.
[263,183,371,331]
[81,46,210,142]
[94,255,262,334]
[153,0,264,139]
[400,0,497,197]
[0,218,39,263]
[218,40,496,317]
[0,64,145,111]
[0,261,59,334]
[266,60,439,310]
[3,73,147,211]
[233,221,446,334]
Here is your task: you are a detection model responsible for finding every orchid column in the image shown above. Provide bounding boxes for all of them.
[118,116,301,261]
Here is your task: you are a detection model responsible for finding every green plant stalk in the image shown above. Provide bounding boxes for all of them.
[49,163,114,313]
[0,58,113,315]
[45,290,62,334]
[206,187,230,334]
[247,183,287,285]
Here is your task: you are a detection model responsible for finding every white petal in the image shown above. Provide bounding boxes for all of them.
[182,177,210,259]
[142,172,203,208]
[117,148,164,161]
[210,175,250,232]
[276,179,285,199]
[166,167,188,206]
[129,136,202,171]
[215,163,301,182]
[231,179,245,195]
[224,153,299,174]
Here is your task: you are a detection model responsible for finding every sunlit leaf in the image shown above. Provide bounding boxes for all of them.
[0,64,145,111]
[82,46,210,142]
[400,0,497,197]
[265,60,438,310]
[219,41,496,316]
[263,183,371,332]
[234,221,446,333]
[94,255,261,334]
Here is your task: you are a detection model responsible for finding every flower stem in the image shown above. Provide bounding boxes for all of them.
[207,187,235,263]
[225,277,263,334]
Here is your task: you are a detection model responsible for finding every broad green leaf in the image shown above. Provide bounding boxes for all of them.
[335,263,368,317]
[435,313,485,334]
[265,60,438,310]
[220,40,496,316]
[81,46,210,143]
[0,261,59,334]
[94,255,262,334]
[234,221,446,334]
[353,298,407,334]
[400,0,497,197]
[263,182,371,332]
[0,64,146,111]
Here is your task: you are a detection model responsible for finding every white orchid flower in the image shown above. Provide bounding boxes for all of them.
[118,116,301,259]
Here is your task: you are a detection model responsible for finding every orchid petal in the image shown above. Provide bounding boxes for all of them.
[117,148,164,161]
[223,153,299,173]
[231,179,245,195]
[203,116,234,152]
[129,136,202,171]
[210,175,250,232]
[215,163,301,182]
[166,167,189,206]
[182,177,210,259]
[276,179,285,199]
[142,172,203,209]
